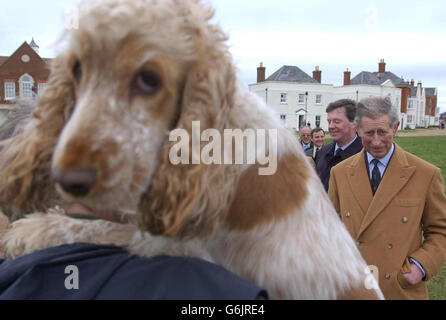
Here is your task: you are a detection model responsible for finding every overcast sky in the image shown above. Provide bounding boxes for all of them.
[1,0,445,113]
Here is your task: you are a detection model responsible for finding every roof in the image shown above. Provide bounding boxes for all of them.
[425,88,436,97]
[0,42,53,69]
[351,71,407,86]
[266,65,318,83]
[0,56,8,67]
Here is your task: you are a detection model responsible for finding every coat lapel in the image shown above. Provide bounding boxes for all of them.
[357,144,416,237]
[347,150,373,216]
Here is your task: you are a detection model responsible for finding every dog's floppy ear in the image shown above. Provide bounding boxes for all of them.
[139,31,240,239]
[0,54,75,220]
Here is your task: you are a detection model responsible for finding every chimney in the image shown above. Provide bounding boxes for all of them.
[378,59,386,73]
[313,66,322,83]
[344,68,351,86]
[410,79,415,86]
[257,62,266,83]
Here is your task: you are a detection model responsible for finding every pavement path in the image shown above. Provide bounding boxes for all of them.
[397,128,446,137]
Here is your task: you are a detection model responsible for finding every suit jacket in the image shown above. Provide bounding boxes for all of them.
[315,136,363,191]
[300,141,313,151]
[305,146,319,158]
[329,144,446,300]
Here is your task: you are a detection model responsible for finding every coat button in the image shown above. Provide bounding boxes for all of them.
[356,241,361,246]
[387,244,393,249]
[402,217,408,223]
[346,212,351,218]
[385,273,391,279]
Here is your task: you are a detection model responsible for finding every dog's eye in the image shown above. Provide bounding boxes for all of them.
[73,62,82,83]
[133,71,161,95]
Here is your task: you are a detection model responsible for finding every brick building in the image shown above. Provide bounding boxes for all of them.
[0,39,52,126]
[0,39,52,105]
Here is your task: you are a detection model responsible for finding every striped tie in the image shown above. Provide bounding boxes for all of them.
[371,159,381,195]
[334,148,341,157]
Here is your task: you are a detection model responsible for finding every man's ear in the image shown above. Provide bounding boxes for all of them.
[393,122,400,136]
[352,121,359,134]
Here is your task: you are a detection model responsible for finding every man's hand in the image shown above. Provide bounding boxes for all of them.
[402,263,424,285]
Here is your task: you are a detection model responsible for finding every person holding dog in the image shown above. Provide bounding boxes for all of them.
[0,104,268,300]
[329,97,446,299]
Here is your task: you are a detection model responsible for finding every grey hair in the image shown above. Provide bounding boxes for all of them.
[355,97,399,129]
[0,100,36,142]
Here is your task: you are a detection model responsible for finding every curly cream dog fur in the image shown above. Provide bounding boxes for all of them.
[0,0,383,299]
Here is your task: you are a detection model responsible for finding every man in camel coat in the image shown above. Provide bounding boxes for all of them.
[329,97,446,300]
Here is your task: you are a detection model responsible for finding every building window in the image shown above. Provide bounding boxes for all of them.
[280,93,287,103]
[38,83,47,96]
[315,95,322,104]
[407,115,414,124]
[20,75,34,99]
[4,82,16,100]
[298,94,305,104]
[408,100,415,110]
[280,114,286,123]
[315,115,321,128]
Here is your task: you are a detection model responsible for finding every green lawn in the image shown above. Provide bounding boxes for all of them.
[394,136,446,183]
[394,136,446,300]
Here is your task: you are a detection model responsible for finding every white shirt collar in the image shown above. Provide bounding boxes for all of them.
[334,134,358,154]
[366,143,395,167]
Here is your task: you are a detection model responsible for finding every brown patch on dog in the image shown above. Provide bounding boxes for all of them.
[226,153,309,231]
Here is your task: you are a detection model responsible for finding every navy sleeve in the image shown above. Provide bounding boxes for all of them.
[0,243,268,300]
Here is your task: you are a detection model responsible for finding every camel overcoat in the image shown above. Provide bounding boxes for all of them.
[329,144,446,300]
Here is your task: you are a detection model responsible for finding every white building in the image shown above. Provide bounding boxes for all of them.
[249,65,333,131]
[333,81,403,130]
[249,60,438,132]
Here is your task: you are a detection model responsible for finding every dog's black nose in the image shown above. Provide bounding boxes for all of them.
[52,168,97,197]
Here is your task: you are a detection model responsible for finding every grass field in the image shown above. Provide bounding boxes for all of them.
[394,136,446,300]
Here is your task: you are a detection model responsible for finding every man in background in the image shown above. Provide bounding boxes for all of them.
[314,99,362,191]
[299,126,313,151]
[305,128,325,159]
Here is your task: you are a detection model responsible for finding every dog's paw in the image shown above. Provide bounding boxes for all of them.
[2,212,69,259]
[2,212,136,259]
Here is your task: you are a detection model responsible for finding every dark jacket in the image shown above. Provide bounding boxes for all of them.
[300,141,313,151]
[305,146,323,159]
[0,243,268,300]
[314,136,363,191]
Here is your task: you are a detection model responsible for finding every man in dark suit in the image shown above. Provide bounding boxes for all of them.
[314,99,362,191]
[305,128,325,159]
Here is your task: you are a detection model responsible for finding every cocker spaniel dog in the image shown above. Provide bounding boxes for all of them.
[0,0,383,299]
